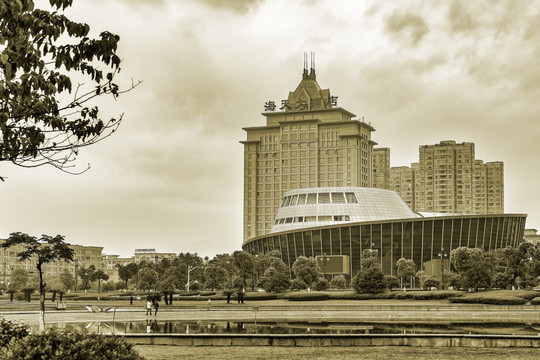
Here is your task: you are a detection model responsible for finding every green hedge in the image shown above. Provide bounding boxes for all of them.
[244,292,280,301]
[448,294,528,305]
[530,297,540,305]
[284,292,330,301]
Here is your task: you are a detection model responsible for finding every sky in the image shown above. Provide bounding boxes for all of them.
[1,0,540,258]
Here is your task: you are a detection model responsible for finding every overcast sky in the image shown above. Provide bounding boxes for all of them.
[1,0,540,258]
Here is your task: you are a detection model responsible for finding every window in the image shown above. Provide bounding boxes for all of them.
[345,192,358,203]
[318,193,330,204]
[307,193,317,204]
[331,192,345,203]
[297,193,307,205]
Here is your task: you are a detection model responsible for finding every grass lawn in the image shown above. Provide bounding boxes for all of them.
[133,345,540,360]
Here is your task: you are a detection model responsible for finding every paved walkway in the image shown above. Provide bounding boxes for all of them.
[2,302,540,328]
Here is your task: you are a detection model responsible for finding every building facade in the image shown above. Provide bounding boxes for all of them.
[242,187,526,279]
[379,141,504,215]
[241,64,375,243]
[372,148,391,190]
[0,240,104,286]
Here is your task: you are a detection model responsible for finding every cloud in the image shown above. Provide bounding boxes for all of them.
[385,10,429,45]
[447,0,478,33]
[196,0,263,13]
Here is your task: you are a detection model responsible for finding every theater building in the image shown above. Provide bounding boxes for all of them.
[242,187,526,279]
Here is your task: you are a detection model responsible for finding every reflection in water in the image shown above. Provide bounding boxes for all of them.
[53,321,540,336]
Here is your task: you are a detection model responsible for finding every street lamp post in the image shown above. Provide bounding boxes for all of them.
[437,249,448,290]
[187,265,201,292]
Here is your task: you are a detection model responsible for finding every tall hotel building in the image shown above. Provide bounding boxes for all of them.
[374,141,504,215]
[241,63,375,242]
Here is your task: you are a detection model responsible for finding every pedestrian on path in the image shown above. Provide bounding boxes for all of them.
[154,300,160,315]
[145,299,152,315]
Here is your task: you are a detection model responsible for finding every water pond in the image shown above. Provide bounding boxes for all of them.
[50,321,540,336]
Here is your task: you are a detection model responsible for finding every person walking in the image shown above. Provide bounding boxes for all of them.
[145,299,152,315]
[154,300,160,315]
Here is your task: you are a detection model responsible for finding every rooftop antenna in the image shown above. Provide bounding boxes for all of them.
[310,51,316,79]
[303,52,308,79]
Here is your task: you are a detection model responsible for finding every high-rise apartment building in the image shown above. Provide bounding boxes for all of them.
[378,140,504,215]
[241,62,375,243]
[372,148,391,190]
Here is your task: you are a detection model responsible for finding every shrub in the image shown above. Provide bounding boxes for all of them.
[0,319,29,349]
[0,329,143,359]
[329,275,348,289]
[285,292,330,301]
[101,281,116,293]
[384,275,400,289]
[421,276,440,290]
[290,279,308,290]
[312,278,330,291]
[352,266,386,293]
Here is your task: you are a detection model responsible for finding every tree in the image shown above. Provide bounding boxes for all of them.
[77,265,94,291]
[502,243,535,289]
[396,258,416,290]
[58,269,74,291]
[232,251,254,291]
[292,256,320,289]
[89,269,108,301]
[1,232,74,331]
[203,263,228,291]
[117,262,138,289]
[360,249,379,269]
[8,268,30,292]
[0,0,140,177]
[352,249,387,294]
[101,281,115,293]
[47,277,66,302]
[137,268,158,291]
[258,266,290,293]
[451,247,494,291]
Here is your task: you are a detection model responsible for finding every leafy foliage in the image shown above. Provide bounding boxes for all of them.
[0,0,140,175]
[329,274,347,289]
[0,319,29,349]
[1,232,74,330]
[312,277,330,291]
[0,328,143,359]
[258,266,290,293]
[451,247,494,291]
[384,275,400,289]
[352,265,387,294]
[396,258,416,288]
[292,256,320,288]
[289,278,308,290]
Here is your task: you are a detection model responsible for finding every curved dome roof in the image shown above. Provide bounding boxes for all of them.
[270,187,418,233]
